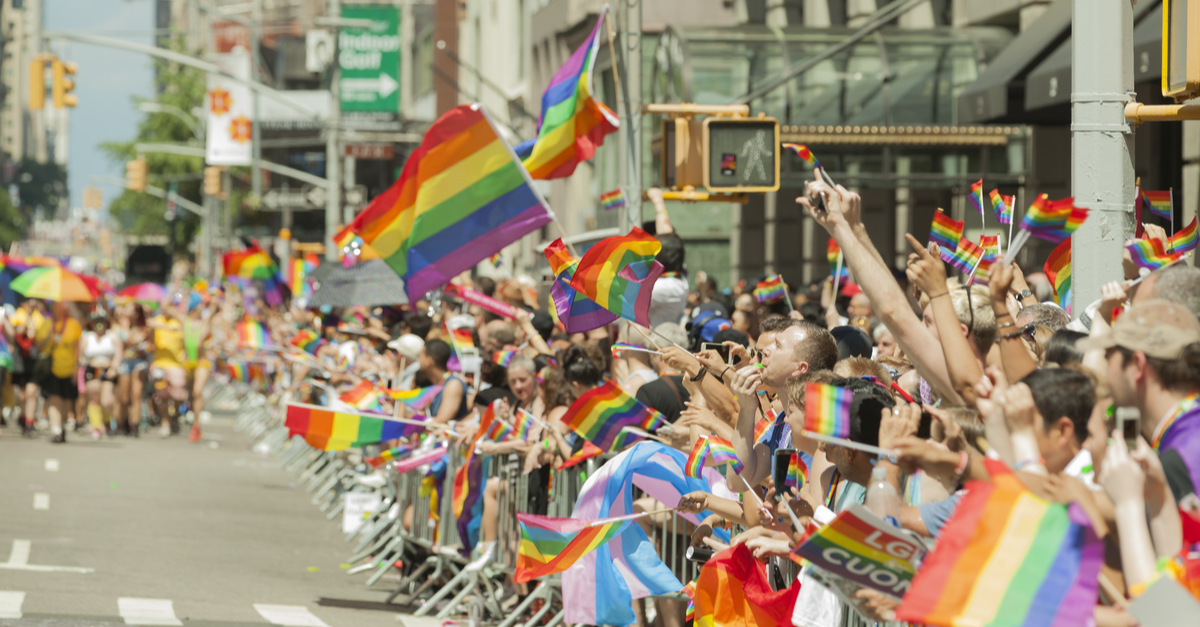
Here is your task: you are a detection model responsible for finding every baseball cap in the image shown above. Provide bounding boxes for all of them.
[830,325,873,359]
[1078,299,1200,359]
[387,333,425,361]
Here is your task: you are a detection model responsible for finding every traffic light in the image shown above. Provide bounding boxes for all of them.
[82,186,102,209]
[126,158,147,192]
[702,116,780,193]
[29,60,45,111]
[1164,0,1200,100]
[203,166,225,197]
[51,58,77,109]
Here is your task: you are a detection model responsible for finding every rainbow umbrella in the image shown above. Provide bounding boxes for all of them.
[24,256,62,267]
[11,267,99,302]
[117,282,166,304]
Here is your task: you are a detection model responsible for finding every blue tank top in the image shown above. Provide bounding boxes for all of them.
[429,374,471,421]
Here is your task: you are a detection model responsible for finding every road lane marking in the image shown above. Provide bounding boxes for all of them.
[6,541,29,566]
[253,604,330,627]
[118,598,182,626]
[0,591,24,618]
[44,459,59,472]
[0,540,92,573]
[33,493,49,510]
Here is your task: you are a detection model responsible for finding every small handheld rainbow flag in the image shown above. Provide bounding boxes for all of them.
[284,402,424,451]
[754,275,787,303]
[786,451,808,490]
[684,437,709,478]
[290,329,321,354]
[969,252,997,287]
[610,342,656,359]
[1143,189,1173,219]
[446,326,475,353]
[386,385,443,411]
[339,381,385,414]
[513,410,539,440]
[560,379,664,451]
[988,189,1013,225]
[968,179,984,215]
[945,237,985,274]
[599,189,627,211]
[485,417,513,441]
[803,383,852,439]
[978,235,999,258]
[227,362,248,383]
[1171,216,1198,254]
[827,239,848,279]
[514,512,627,583]
[782,143,821,169]
[1019,195,1089,243]
[1044,237,1073,320]
[930,210,964,259]
[237,320,269,348]
[559,439,603,469]
[684,435,745,477]
[368,445,413,468]
[493,350,518,367]
[1126,238,1185,271]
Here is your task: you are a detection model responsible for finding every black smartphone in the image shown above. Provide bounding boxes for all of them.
[701,342,730,364]
[773,448,795,501]
[917,411,933,440]
[1117,407,1141,450]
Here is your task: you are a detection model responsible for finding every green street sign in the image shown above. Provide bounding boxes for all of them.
[339,5,400,113]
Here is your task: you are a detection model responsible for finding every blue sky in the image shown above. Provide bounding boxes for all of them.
[47,0,154,210]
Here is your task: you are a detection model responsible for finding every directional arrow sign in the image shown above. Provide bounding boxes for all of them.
[339,5,400,113]
[262,186,325,211]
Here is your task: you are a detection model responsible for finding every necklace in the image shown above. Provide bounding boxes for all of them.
[1152,393,1200,451]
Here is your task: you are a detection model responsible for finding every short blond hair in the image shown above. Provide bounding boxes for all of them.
[948,285,996,354]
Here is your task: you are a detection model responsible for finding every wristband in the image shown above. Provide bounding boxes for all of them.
[690,367,708,383]
[954,450,969,479]
[928,292,950,300]
[997,321,1017,330]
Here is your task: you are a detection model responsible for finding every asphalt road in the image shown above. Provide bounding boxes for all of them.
[0,410,434,627]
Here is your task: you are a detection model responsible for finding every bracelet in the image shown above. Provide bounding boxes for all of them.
[997,321,1017,330]
[1001,330,1025,340]
[690,367,708,383]
[720,367,731,381]
[995,312,1012,319]
[928,292,950,300]
[954,450,969,479]
[1013,457,1045,471]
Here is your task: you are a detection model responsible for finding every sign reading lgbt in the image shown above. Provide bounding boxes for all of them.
[792,503,925,599]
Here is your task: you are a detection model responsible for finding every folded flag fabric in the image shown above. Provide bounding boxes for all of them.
[237,320,269,348]
[969,179,984,215]
[600,189,627,211]
[1172,216,1198,254]
[1020,195,1089,242]
[561,380,664,451]
[754,275,787,303]
[515,513,628,583]
[513,8,618,180]
[223,246,278,280]
[782,143,820,169]
[695,544,800,627]
[826,239,848,278]
[1044,238,1072,313]
[930,210,964,261]
[545,238,619,333]
[452,401,496,550]
[1126,238,1185,271]
[385,385,442,411]
[568,227,665,327]
[1143,189,1173,219]
[341,104,553,302]
[895,460,1103,627]
[367,445,413,468]
[945,237,985,274]
[989,189,1013,225]
[339,380,385,414]
[803,382,852,439]
[284,403,423,451]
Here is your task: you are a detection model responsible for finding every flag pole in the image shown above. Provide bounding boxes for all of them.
[1170,187,1175,241]
[802,430,899,459]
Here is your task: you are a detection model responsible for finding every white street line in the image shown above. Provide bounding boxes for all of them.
[7,541,29,566]
[118,598,182,626]
[33,493,49,510]
[253,604,330,627]
[0,540,93,573]
[0,591,24,619]
[44,459,59,472]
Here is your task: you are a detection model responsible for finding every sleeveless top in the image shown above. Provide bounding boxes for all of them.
[429,373,471,421]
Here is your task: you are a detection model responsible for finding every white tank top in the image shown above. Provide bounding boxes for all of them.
[83,331,118,360]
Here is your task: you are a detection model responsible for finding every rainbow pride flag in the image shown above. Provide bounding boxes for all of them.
[1044,238,1072,313]
[782,143,820,169]
[561,380,664,451]
[223,246,278,280]
[754,275,787,303]
[513,411,538,440]
[515,512,627,583]
[560,439,604,469]
[827,239,847,279]
[290,329,321,354]
[970,252,997,287]
[969,179,984,215]
[513,9,618,180]
[895,461,1103,627]
[803,383,852,439]
[1020,195,1089,243]
[385,385,442,411]
[339,381,385,414]
[989,189,1013,225]
[341,104,553,301]
[545,238,618,333]
[567,227,665,327]
[978,234,999,258]
[446,326,475,353]
[1126,238,1185,271]
[1143,189,1172,219]
[686,436,744,477]
[485,418,513,442]
[610,342,647,359]
[945,237,985,274]
[237,320,269,348]
[684,437,708,477]
[1172,216,1198,254]
[493,350,518,367]
[786,451,807,490]
[227,362,248,383]
[453,402,496,549]
[368,445,413,468]
[930,210,964,260]
[284,403,422,451]
[600,189,626,211]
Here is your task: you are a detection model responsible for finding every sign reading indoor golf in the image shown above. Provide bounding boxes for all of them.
[339,5,400,113]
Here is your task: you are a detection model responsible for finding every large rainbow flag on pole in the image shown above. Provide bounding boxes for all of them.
[568,227,665,327]
[561,380,664,451]
[514,8,619,180]
[342,104,553,301]
[283,403,424,451]
[545,238,618,333]
[896,460,1103,627]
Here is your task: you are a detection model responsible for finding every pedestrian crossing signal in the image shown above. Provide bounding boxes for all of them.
[702,117,779,193]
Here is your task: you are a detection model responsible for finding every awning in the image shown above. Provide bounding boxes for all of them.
[1025,2,1162,114]
[955,0,1072,124]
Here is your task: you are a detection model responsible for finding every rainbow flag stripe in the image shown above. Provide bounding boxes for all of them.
[227,362,248,383]
[684,437,708,478]
[969,179,984,215]
[989,189,1013,225]
[545,239,618,333]
[1020,195,1089,243]
[561,380,664,451]
[1143,189,1172,219]
[284,403,423,451]
[896,462,1103,627]
[237,321,269,348]
[341,104,553,301]
[568,227,665,327]
[493,350,518,367]
[1126,238,1185,271]
[827,239,848,278]
[930,210,964,259]
[386,385,443,411]
[754,275,787,303]
[600,189,626,211]
[803,383,852,438]
[290,329,321,354]
[978,235,999,258]
[368,445,413,468]
[970,252,997,287]
[339,381,385,414]
[515,512,626,583]
[610,342,645,359]
[1044,238,1072,313]
[786,452,808,490]
[1172,216,1199,254]
[946,237,985,274]
[560,439,603,469]
[782,143,820,169]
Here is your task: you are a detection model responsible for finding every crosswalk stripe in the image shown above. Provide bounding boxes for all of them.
[33,493,49,510]
[118,598,183,626]
[44,459,59,472]
[253,604,330,627]
[0,591,24,619]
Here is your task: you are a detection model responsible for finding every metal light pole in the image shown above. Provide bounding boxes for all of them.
[618,0,642,233]
[251,0,263,200]
[1070,0,1135,310]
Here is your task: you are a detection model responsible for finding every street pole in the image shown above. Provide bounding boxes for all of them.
[325,0,343,261]
[251,0,263,201]
[1070,0,1134,311]
[618,0,642,233]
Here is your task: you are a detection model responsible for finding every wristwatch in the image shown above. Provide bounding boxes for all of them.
[1016,288,1033,301]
